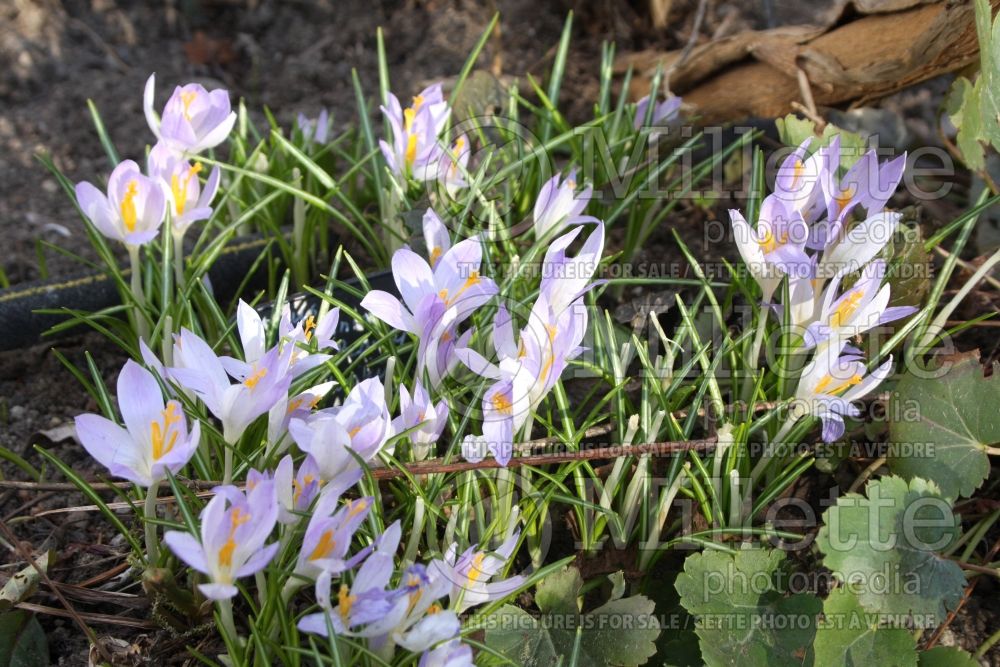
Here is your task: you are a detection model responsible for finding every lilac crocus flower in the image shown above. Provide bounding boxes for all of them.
[633,93,681,129]
[423,208,451,269]
[361,239,498,386]
[75,160,166,246]
[298,522,403,638]
[730,194,811,303]
[75,360,199,487]
[419,639,474,667]
[267,380,335,450]
[819,135,906,230]
[163,480,280,600]
[458,295,590,466]
[295,494,373,580]
[271,453,361,524]
[379,83,451,181]
[289,378,392,480]
[392,380,449,461]
[165,327,292,444]
[771,138,827,223]
[297,109,330,146]
[432,532,525,613]
[143,74,236,156]
[532,171,595,238]
[538,222,605,315]
[437,135,471,196]
[803,260,916,349]
[794,341,894,442]
[147,142,221,237]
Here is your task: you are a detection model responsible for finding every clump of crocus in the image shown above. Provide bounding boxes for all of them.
[75,160,167,247]
[458,223,604,465]
[144,74,236,157]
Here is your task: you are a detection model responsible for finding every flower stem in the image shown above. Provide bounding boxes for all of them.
[218,597,240,648]
[749,412,800,487]
[741,307,768,407]
[172,233,185,290]
[127,244,149,341]
[223,445,233,486]
[144,479,161,564]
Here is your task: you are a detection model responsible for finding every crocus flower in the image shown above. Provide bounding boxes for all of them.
[288,378,392,479]
[223,301,336,383]
[75,160,166,246]
[818,211,901,279]
[297,109,330,146]
[803,260,916,348]
[437,135,471,196]
[771,138,827,223]
[432,532,525,614]
[295,494,373,580]
[147,142,221,237]
[458,295,590,465]
[361,239,498,386]
[730,194,811,303]
[165,327,292,444]
[419,639,474,667]
[819,135,906,232]
[364,563,454,654]
[298,522,403,638]
[270,453,361,524]
[532,171,595,238]
[379,83,451,181]
[267,380,335,450]
[75,360,199,487]
[633,93,681,129]
[793,341,893,442]
[144,74,236,156]
[537,222,605,315]
[279,303,341,353]
[392,380,449,461]
[423,208,451,269]
[164,480,280,600]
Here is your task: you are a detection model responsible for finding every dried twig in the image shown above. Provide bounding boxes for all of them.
[0,518,113,662]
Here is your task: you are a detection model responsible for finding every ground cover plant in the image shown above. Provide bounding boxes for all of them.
[2,3,1000,666]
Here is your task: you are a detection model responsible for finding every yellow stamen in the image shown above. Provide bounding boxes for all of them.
[427,602,442,615]
[835,185,856,214]
[429,246,442,267]
[180,90,197,120]
[244,366,268,389]
[537,324,559,383]
[308,529,337,561]
[411,94,425,112]
[403,107,416,133]
[791,159,804,185]
[405,133,419,166]
[292,474,315,505]
[442,272,481,307]
[830,289,864,328]
[170,163,203,216]
[287,398,305,415]
[491,392,513,415]
[218,507,251,572]
[348,425,362,439]
[467,552,487,584]
[120,180,139,232]
[338,584,356,622]
[150,403,181,460]
[347,498,369,518]
[440,329,452,343]
[815,373,863,396]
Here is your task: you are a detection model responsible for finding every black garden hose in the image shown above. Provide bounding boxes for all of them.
[0,235,395,351]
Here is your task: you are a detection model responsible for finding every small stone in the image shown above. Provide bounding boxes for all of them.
[9,405,26,420]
